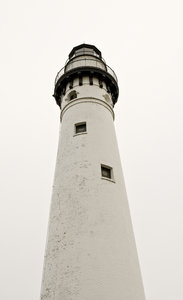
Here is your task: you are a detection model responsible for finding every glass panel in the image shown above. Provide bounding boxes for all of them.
[75,49,85,56]
[75,48,96,57]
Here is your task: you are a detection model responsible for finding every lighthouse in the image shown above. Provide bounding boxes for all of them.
[40,44,145,300]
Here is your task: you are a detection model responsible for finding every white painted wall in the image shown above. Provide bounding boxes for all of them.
[41,78,145,299]
[60,76,113,111]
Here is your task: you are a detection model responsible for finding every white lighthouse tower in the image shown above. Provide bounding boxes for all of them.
[41,44,145,300]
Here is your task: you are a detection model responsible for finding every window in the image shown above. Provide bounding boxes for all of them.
[75,48,95,56]
[101,165,113,179]
[69,90,77,100]
[75,122,87,134]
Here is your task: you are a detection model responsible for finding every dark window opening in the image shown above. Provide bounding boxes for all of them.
[69,91,77,100]
[89,75,93,85]
[79,76,83,86]
[75,122,87,134]
[99,78,103,88]
[69,80,73,89]
[101,165,112,179]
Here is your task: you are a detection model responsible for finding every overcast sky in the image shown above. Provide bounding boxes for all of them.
[1,0,183,299]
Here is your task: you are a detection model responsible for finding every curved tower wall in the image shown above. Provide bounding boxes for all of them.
[40,45,145,300]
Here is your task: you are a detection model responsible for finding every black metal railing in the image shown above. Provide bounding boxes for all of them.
[55,58,117,85]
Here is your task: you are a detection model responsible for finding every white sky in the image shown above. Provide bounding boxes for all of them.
[1,0,183,299]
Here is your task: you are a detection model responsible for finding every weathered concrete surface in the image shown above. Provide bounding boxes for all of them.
[40,76,145,300]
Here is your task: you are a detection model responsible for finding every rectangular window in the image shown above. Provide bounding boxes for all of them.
[75,122,87,134]
[101,165,112,179]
